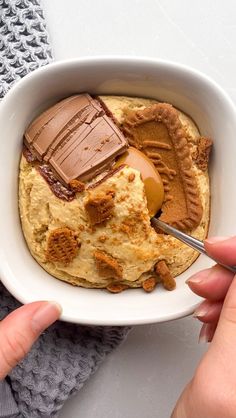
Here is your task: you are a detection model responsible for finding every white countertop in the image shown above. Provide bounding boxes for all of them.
[41,1,236,417]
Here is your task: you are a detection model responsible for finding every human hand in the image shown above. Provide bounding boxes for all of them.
[0,301,61,380]
[171,236,236,418]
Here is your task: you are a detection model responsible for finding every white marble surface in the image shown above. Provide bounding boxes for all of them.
[40,1,236,417]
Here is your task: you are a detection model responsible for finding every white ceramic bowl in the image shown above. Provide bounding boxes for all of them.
[0,57,236,325]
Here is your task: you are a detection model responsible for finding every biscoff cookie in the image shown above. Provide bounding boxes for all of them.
[46,227,79,265]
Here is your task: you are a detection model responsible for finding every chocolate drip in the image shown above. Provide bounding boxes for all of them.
[37,165,76,201]
[23,145,37,163]
[23,145,76,201]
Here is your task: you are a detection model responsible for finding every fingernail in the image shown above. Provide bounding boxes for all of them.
[193,305,209,318]
[198,323,209,344]
[31,302,62,333]
[205,236,229,245]
[186,269,211,285]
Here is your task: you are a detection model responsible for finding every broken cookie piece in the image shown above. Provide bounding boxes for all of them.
[142,277,157,293]
[85,191,115,225]
[94,250,123,279]
[69,179,85,193]
[192,136,213,171]
[155,260,176,291]
[46,227,79,265]
[107,283,129,293]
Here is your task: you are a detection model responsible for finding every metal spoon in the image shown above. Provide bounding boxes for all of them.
[151,218,236,274]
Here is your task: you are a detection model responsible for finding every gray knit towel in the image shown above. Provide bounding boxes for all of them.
[0,1,129,417]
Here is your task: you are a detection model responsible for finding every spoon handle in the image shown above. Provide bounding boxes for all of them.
[151,218,236,274]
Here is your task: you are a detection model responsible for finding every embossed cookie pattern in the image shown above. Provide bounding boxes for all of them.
[122,103,203,231]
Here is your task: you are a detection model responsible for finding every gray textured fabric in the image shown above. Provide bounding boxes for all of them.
[0,0,52,98]
[0,1,129,417]
[0,381,19,417]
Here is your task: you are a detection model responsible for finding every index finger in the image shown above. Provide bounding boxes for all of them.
[204,236,236,266]
[187,265,235,301]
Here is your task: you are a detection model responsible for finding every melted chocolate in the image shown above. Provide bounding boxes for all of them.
[23,145,37,163]
[23,145,76,201]
[37,165,76,201]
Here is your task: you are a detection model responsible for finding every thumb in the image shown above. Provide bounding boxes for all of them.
[0,301,61,380]
[204,236,236,265]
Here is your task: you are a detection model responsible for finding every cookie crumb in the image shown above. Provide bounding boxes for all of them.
[128,173,135,182]
[107,283,128,293]
[155,260,176,290]
[85,191,115,225]
[94,250,123,279]
[69,179,85,192]
[142,277,157,292]
[192,136,212,171]
[106,190,116,198]
[98,235,107,243]
[46,227,79,265]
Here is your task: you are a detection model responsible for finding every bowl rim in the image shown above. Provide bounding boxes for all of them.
[2,55,236,114]
[1,56,236,325]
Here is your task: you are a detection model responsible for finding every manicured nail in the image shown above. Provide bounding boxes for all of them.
[193,305,209,318]
[31,302,62,333]
[198,323,209,344]
[186,269,210,285]
[205,236,229,245]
